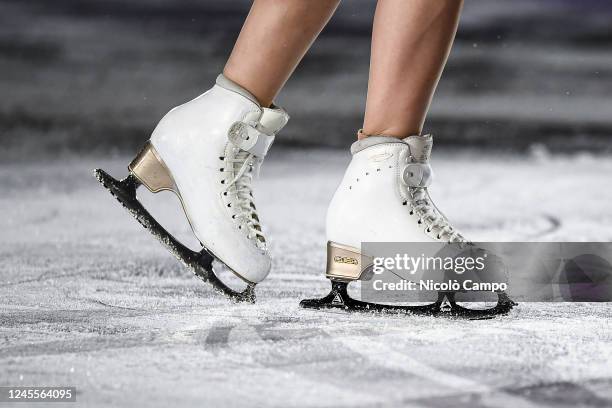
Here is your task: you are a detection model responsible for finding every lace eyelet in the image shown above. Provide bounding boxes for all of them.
[219,168,224,171]
[426,228,431,233]
[417,220,422,225]
[221,180,225,184]
[227,203,231,207]
[219,156,224,160]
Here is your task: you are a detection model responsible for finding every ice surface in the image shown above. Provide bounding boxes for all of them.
[0,149,611,407]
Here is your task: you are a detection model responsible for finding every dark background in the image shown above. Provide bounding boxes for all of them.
[2,0,612,159]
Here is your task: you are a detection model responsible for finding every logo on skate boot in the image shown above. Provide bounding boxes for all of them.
[440,296,452,312]
[334,256,358,265]
[332,292,344,305]
[369,152,393,162]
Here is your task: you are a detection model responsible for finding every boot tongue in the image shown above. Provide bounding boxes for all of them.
[403,134,433,163]
[259,104,290,134]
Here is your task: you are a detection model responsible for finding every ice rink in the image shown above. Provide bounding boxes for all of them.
[1,149,611,407]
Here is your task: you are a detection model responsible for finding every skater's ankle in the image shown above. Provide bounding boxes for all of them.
[217,72,271,108]
[357,127,423,140]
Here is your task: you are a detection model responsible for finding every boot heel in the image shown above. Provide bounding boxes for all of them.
[326,241,366,281]
[128,142,176,193]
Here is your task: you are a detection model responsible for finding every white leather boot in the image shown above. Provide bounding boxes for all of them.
[325,134,465,281]
[142,75,288,283]
[96,74,289,289]
[301,135,518,316]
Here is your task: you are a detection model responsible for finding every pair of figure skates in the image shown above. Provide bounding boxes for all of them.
[95,75,515,318]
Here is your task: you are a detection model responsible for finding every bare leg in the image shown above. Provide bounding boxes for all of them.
[362,0,463,138]
[224,0,340,107]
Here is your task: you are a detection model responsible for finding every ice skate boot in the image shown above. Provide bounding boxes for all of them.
[94,74,289,302]
[300,134,516,317]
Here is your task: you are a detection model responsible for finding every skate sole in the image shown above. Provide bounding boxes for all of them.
[93,168,256,303]
[300,281,517,320]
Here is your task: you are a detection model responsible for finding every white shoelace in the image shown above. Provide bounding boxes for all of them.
[222,150,265,247]
[409,187,464,243]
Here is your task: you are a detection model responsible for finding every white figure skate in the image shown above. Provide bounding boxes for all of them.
[94,75,289,302]
[300,135,515,317]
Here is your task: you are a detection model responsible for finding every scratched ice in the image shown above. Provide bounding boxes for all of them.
[1,149,611,407]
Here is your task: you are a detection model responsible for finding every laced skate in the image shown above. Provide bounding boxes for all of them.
[94,75,289,302]
[300,134,516,318]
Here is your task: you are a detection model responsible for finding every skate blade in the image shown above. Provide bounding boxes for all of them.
[93,168,256,303]
[300,281,516,319]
